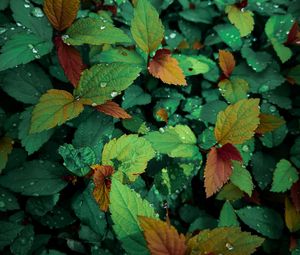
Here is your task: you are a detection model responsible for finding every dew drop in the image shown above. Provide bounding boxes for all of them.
[242,145,249,152]
[91,103,97,107]
[225,242,234,251]
[100,82,107,88]
[31,7,44,18]
[169,32,176,39]
[111,91,118,98]
[100,26,106,30]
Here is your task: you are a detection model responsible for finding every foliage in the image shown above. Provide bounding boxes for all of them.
[0,0,299,254]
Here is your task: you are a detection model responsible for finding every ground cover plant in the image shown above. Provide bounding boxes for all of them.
[0,0,300,254]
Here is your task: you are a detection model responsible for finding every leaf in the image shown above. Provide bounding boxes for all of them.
[1,64,52,104]
[214,98,260,145]
[187,227,264,255]
[156,108,168,123]
[230,161,254,196]
[18,107,54,155]
[218,78,249,104]
[204,143,242,198]
[214,24,242,50]
[110,178,157,255]
[96,101,131,119]
[138,216,187,255]
[92,165,114,212]
[0,187,19,212]
[43,0,80,31]
[0,33,53,72]
[287,65,300,85]
[74,63,141,105]
[237,206,284,239]
[285,197,300,233]
[26,194,60,216]
[145,125,197,158]
[131,0,164,53]
[225,5,254,37]
[148,49,186,86]
[58,144,96,176]
[291,181,300,212]
[271,159,299,193]
[0,137,13,173]
[30,89,84,133]
[0,221,24,250]
[10,225,34,255]
[122,85,151,109]
[64,17,131,46]
[256,113,285,134]
[173,55,211,76]
[55,36,85,87]
[218,201,239,227]
[0,160,67,196]
[219,50,236,77]
[102,134,155,182]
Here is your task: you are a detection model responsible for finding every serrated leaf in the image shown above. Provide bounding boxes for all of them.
[187,227,264,255]
[218,78,249,104]
[110,178,157,255]
[0,160,67,196]
[256,113,285,134]
[0,33,53,72]
[74,63,141,105]
[285,197,300,233]
[91,165,114,212]
[226,5,254,37]
[216,182,244,201]
[218,201,239,227]
[131,0,164,53]
[0,137,13,173]
[204,143,242,198]
[0,221,24,250]
[10,225,34,255]
[138,216,186,255]
[44,0,80,31]
[241,46,271,72]
[219,50,235,78]
[0,187,19,212]
[64,17,131,46]
[145,125,197,158]
[230,161,253,196]
[237,206,283,239]
[96,101,131,119]
[122,85,151,109]
[214,24,242,50]
[214,98,260,145]
[148,49,187,86]
[102,134,155,182]
[271,159,299,193]
[30,89,84,133]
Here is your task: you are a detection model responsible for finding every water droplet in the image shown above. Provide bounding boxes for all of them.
[20,238,26,244]
[91,103,97,107]
[24,3,30,8]
[110,91,118,98]
[0,201,5,208]
[8,198,12,202]
[169,32,176,39]
[16,22,22,27]
[100,82,107,88]
[258,85,269,93]
[61,34,70,45]
[100,26,106,30]
[31,7,44,18]
[269,105,276,112]
[0,27,7,34]
[242,145,249,152]
[225,242,234,251]
[159,127,165,133]
[30,181,35,186]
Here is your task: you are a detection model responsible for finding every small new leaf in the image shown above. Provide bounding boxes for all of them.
[219,50,235,78]
[148,49,187,86]
[138,216,187,255]
[30,89,84,133]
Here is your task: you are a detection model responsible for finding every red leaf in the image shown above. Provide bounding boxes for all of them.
[204,144,242,198]
[55,36,85,87]
[96,101,132,119]
[291,180,300,212]
[218,50,235,78]
[286,22,300,45]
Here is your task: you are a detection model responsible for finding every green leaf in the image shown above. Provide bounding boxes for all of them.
[10,225,34,255]
[265,15,294,63]
[0,33,53,72]
[214,24,242,50]
[0,136,13,173]
[288,65,300,85]
[219,78,249,104]
[30,89,84,133]
[226,5,254,37]
[174,55,211,76]
[121,85,151,109]
[74,63,141,105]
[237,206,284,239]
[64,17,131,46]
[131,0,164,53]
[0,160,67,196]
[218,201,239,227]
[271,159,299,192]
[26,194,60,216]
[179,8,215,24]
[230,161,254,196]
[102,134,155,182]
[0,187,19,212]
[58,144,96,177]
[18,107,54,155]
[0,221,24,250]
[291,137,300,168]
[72,183,107,236]
[110,178,157,255]
[1,64,52,104]
[145,125,198,158]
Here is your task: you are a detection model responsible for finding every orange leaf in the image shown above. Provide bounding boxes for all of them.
[44,0,80,31]
[219,50,235,78]
[55,37,85,87]
[138,216,187,255]
[256,113,285,134]
[148,49,187,86]
[156,108,168,123]
[96,101,132,119]
[204,144,242,198]
[92,165,114,212]
[285,196,300,232]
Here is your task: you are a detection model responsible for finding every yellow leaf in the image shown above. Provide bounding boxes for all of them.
[44,0,80,31]
[214,98,260,145]
[138,216,187,255]
[256,113,285,134]
[285,196,300,232]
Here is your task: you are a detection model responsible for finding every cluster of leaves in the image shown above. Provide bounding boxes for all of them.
[0,0,300,254]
